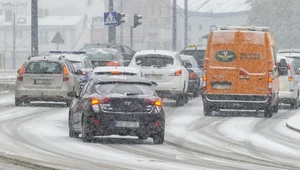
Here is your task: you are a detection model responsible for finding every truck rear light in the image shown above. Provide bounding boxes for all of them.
[17,64,25,81]
[268,71,273,93]
[202,70,207,88]
[62,65,69,82]
[239,70,247,76]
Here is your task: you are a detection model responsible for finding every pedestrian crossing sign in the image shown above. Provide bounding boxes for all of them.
[104,12,119,26]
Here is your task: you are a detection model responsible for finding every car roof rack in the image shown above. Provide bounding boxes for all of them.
[220,26,269,32]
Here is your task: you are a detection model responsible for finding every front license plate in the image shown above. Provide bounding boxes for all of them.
[115,121,139,128]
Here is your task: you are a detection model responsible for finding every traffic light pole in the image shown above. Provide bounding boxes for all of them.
[130,26,133,48]
[108,0,116,44]
[172,0,177,51]
[31,0,39,56]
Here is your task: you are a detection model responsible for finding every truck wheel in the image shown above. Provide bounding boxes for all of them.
[264,107,273,118]
[203,105,212,116]
[15,99,22,106]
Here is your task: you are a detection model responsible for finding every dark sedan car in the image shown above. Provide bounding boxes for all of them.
[68,76,165,144]
[80,43,136,66]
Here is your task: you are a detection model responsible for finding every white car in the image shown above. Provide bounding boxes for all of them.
[129,50,189,106]
[91,66,145,77]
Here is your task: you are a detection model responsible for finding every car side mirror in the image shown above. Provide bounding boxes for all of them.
[67,91,77,98]
[76,70,82,75]
[151,81,158,87]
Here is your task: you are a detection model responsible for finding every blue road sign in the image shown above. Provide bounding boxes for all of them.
[104,12,119,26]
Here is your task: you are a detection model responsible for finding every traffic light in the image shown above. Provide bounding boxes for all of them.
[117,13,126,26]
[133,13,142,28]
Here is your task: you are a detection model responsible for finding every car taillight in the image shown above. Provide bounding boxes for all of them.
[202,69,207,89]
[81,71,87,75]
[145,97,162,107]
[17,64,25,81]
[189,72,196,79]
[105,61,119,66]
[268,71,273,94]
[89,97,110,105]
[287,64,292,81]
[62,65,69,82]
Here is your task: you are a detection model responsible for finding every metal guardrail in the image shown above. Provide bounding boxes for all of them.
[0,70,17,85]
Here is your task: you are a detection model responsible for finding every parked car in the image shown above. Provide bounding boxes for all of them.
[50,51,94,85]
[180,44,206,68]
[277,58,300,109]
[202,26,279,117]
[68,76,165,144]
[180,54,202,97]
[91,66,145,78]
[80,43,136,66]
[86,48,125,67]
[15,55,81,106]
[129,50,189,106]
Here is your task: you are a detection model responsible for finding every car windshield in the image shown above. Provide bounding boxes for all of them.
[24,61,62,74]
[95,83,154,95]
[135,55,174,67]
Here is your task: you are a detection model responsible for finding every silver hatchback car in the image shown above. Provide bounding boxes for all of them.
[15,55,82,106]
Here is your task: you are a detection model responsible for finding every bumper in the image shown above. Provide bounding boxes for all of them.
[279,91,297,103]
[202,94,272,110]
[15,89,71,102]
[90,111,165,137]
[156,90,184,99]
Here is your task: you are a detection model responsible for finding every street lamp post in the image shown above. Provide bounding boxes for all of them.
[12,0,16,69]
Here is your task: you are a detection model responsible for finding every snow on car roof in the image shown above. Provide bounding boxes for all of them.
[135,50,177,57]
[93,66,141,73]
[179,54,195,60]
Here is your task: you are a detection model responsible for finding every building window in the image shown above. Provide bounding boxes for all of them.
[199,25,202,30]
[188,25,191,31]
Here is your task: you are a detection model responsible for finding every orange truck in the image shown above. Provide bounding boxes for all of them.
[202,26,279,117]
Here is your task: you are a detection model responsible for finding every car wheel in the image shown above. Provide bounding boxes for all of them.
[264,107,273,118]
[69,129,79,138]
[81,115,93,143]
[291,96,299,109]
[175,94,185,107]
[193,90,199,98]
[203,105,212,116]
[273,103,279,113]
[15,99,22,106]
[152,130,164,144]
[66,100,72,107]
[184,93,189,104]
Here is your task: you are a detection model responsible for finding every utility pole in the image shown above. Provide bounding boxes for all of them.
[31,0,39,56]
[12,0,16,69]
[172,0,177,51]
[108,0,116,44]
[120,0,123,45]
[184,0,188,48]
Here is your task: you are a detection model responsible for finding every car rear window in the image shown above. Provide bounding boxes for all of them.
[86,52,117,61]
[180,50,205,67]
[135,55,174,67]
[70,61,82,70]
[95,83,154,95]
[24,61,62,74]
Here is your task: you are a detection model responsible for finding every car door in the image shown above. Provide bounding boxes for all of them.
[66,60,81,95]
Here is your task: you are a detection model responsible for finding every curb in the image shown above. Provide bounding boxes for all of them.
[286,122,300,133]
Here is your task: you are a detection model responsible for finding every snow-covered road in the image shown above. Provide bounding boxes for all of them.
[0,93,300,170]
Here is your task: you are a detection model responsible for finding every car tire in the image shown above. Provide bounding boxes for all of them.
[264,107,273,118]
[69,129,79,138]
[175,94,185,107]
[152,130,164,144]
[203,105,212,116]
[15,99,22,106]
[184,93,189,104]
[291,96,299,110]
[66,100,72,107]
[273,103,279,113]
[81,115,93,143]
[193,90,199,98]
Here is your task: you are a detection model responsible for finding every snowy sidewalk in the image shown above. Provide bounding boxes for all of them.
[286,115,300,133]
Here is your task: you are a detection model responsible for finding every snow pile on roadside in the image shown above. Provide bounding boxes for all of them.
[286,115,300,132]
